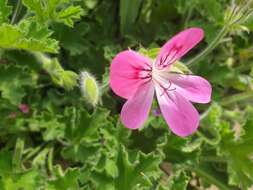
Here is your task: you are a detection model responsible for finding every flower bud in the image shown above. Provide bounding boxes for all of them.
[80,71,100,106]
[34,52,78,90]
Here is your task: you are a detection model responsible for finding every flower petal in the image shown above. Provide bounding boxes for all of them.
[156,28,204,67]
[170,74,212,103]
[110,50,152,99]
[121,81,154,129]
[156,87,199,137]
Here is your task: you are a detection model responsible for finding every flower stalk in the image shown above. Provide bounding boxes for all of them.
[183,165,231,190]
[186,26,228,67]
[186,0,253,67]
[33,52,78,90]
[221,91,253,106]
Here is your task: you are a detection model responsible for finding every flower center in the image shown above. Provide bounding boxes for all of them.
[152,66,176,96]
[138,69,152,79]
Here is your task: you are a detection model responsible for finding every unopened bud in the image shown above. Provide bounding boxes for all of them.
[34,52,78,90]
[80,71,100,106]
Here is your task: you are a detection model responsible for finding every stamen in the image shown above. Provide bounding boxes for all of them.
[138,67,152,80]
[159,81,176,97]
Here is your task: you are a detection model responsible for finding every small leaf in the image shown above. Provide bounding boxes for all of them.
[48,167,80,190]
[0,0,12,24]
[0,22,59,53]
[23,0,83,27]
[57,6,83,27]
[120,0,143,35]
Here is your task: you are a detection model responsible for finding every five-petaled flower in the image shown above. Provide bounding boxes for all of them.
[109,28,212,137]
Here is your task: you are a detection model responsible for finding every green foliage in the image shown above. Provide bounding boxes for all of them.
[0,0,253,189]
[90,145,162,190]
[120,0,143,35]
[0,150,43,190]
[0,0,12,24]
[23,0,83,27]
[34,52,78,90]
[0,22,59,53]
[167,171,190,190]
[47,167,80,190]
[0,64,36,105]
[219,116,253,188]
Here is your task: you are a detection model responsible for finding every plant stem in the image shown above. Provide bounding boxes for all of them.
[186,26,229,67]
[201,156,227,163]
[183,165,230,190]
[184,7,193,28]
[11,0,22,24]
[12,137,24,171]
[221,91,253,106]
[48,147,54,175]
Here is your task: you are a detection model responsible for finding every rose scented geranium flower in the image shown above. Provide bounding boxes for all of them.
[109,28,212,137]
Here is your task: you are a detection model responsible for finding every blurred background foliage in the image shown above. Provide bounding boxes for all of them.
[0,0,253,189]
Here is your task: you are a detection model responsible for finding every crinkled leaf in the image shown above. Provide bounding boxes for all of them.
[62,107,111,163]
[0,22,59,53]
[23,0,83,27]
[47,167,80,190]
[0,65,35,105]
[0,0,12,24]
[90,145,162,190]
[0,150,43,190]
[219,117,253,188]
[167,171,190,190]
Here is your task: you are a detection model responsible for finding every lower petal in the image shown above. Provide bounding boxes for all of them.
[156,88,199,137]
[121,82,154,129]
[170,74,212,103]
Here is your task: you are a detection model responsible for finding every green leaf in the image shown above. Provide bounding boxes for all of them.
[90,145,162,190]
[29,111,66,141]
[1,170,43,190]
[0,65,35,105]
[52,22,89,55]
[48,167,80,190]
[167,171,190,190]
[120,0,143,35]
[219,117,253,188]
[0,150,43,190]
[0,0,12,24]
[62,107,111,163]
[160,133,200,164]
[57,5,83,27]
[0,22,59,53]
[139,47,160,59]
[23,0,83,27]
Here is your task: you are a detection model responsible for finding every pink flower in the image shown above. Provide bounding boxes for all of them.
[109,28,212,137]
[18,104,30,114]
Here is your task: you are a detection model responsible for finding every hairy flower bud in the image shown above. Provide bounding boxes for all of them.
[80,71,100,106]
